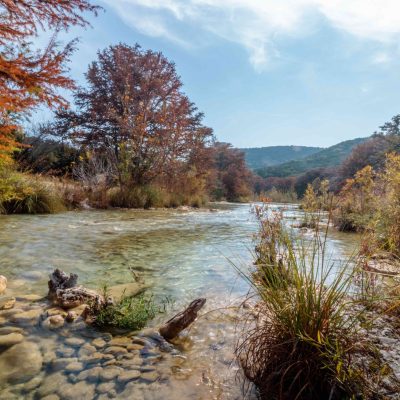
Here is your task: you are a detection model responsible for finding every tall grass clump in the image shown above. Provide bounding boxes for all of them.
[0,169,65,214]
[237,204,373,400]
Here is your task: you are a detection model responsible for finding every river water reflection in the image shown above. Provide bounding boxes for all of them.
[0,203,360,399]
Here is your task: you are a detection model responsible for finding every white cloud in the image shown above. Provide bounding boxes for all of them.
[102,0,400,70]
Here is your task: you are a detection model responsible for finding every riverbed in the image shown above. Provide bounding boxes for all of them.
[0,203,360,399]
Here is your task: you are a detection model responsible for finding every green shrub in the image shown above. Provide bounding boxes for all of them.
[95,292,158,330]
[0,170,65,214]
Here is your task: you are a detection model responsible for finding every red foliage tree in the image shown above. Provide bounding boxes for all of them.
[54,43,213,186]
[0,0,98,164]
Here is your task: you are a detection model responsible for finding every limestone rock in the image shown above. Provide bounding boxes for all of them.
[96,381,115,394]
[62,381,96,400]
[0,296,15,310]
[11,308,42,325]
[65,337,86,347]
[77,366,103,383]
[104,345,127,356]
[0,275,7,294]
[36,372,67,398]
[91,337,106,348]
[0,341,43,384]
[0,332,24,348]
[65,361,84,373]
[117,370,141,383]
[42,315,65,330]
[99,367,121,381]
[0,326,24,335]
[109,336,131,347]
[78,343,96,358]
[51,357,78,371]
[107,282,146,301]
[141,371,159,383]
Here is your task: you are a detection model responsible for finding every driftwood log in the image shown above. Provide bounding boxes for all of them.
[159,298,206,340]
[48,269,105,309]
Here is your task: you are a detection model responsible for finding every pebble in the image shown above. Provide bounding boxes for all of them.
[62,381,95,400]
[99,367,121,381]
[104,345,128,356]
[127,343,143,351]
[92,338,106,348]
[36,372,67,398]
[131,337,147,346]
[57,346,75,358]
[41,395,60,400]
[42,315,65,330]
[65,361,84,373]
[77,366,102,382]
[96,381,115,394]
[65,337,86,347]
[45,307,67,317]
[141,371,159,383]
[78,343,97,357]
[117,370,141,383]
[11,308,42,325]
[0,296,15,310]
[80,352,104,365]
[51,358,78,371]
[109,337,131,347]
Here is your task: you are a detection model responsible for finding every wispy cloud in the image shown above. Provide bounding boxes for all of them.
[102,0,400,70]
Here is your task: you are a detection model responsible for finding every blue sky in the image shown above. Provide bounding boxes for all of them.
[40,0,400,148]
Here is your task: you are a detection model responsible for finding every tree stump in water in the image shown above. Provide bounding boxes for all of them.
[159,298,206,340]
[48,268,105,309]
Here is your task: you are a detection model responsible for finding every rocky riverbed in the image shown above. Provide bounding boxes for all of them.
[0,272,250,400]
[0,288,218,399]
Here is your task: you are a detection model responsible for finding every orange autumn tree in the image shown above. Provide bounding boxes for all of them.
[0,0,98,166]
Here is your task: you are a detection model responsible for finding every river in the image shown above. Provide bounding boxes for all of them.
[0,203,359,399]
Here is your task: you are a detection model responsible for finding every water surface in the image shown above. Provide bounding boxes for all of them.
[0,203,360,399]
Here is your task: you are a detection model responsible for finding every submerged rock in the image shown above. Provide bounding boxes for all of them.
[117,370,141,383]
[61,380,96,400]
[11,308,43,325]
[0,341,43,384]
[42,315,65,330]
[0,275,7,294]
[0,333,24,348]
[107,282,146,300]
[0,296,15,310]
[36,372,67,398]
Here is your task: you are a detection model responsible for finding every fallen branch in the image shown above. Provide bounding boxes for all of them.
[159,298,206,340]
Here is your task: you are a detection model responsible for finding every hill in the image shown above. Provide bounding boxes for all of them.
[256,137,367,178]
[241,145,323,170]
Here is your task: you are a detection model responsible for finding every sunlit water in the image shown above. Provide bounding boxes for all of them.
[0,203,360,399]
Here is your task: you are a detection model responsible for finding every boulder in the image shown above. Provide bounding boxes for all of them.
[0,275,7,294]
[0,341,43,384]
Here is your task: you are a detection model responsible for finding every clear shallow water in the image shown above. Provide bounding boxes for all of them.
[0,203,360,399]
